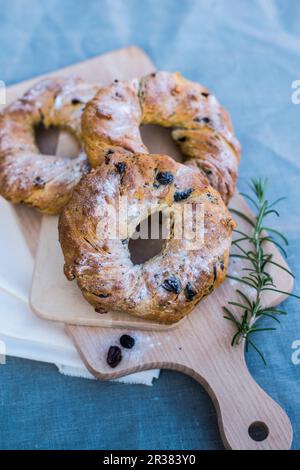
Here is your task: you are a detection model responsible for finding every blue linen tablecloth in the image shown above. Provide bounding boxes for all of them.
[0,0,299,450]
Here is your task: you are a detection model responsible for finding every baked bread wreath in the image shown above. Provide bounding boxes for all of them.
[82,71,241,204]
[0,77,99,214]
[59,152,235,324]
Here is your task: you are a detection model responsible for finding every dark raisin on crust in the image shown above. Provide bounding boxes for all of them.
[206,192,218,204]
[105,150,114,164]
[194,116,210,124]
[213,264,218,282]
[155,171,174,186]
[162,276,182,294]
[114,162,126,175]
[174,188,194,202]
[33,176,45,188]
[107,346,122,368]
[71,98,82,105]
[184,282,196,301]
[120,334,135,349]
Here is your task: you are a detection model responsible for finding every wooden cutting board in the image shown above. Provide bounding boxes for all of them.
[5,46,293,449]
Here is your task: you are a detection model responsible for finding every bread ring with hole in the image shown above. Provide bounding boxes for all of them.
[82,71,241,204]
[58,151,236,324]
[0,77,100,214]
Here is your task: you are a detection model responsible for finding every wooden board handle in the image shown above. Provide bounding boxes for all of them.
[183,355,293,450]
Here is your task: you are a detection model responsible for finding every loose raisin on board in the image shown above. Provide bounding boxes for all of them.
[120,334,135,349]
[107,346,122,368]
[162,276,182,294]
[155,171,174,186]
[174,188,193,202]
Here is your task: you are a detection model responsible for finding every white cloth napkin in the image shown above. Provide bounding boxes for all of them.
[0,196,159,385]
[0,197,33,303]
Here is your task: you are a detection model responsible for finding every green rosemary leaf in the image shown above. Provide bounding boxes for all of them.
[240,275,259,287]
[261,308,287,315]
[267,260,295,278]
[261,287,300,299]
[223,307,241,325]
[248,327,277,333]
[242,268,261,274]
[264,209,280,217]
[258,313,281,323]
[268,196,286,209]
[247,338,267,365]
[261,237,288,257]
[239,192,260,209]
[242,270,259,277]
[236,289,253,308]
[233,229,253,238]
[228,301,251,310]
[261,227,289,245]
[234,237,249,244]
[229,254,249,261]
[253,177,268,200]
[230,209,255,227]
[231,242,254,259]
[232,331,241,347]
[226,275,257,289]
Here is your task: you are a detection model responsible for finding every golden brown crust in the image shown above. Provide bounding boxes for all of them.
[82,71,241,204]
[59,152,235,324]
[82,79,147,166]
[0,77,99,214]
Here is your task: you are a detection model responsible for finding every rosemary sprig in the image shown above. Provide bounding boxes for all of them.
[224,177,299,364]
